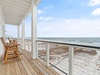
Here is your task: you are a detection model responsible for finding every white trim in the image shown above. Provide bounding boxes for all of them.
[31,0,37,59]
[36,0,41,5]
[17,25,20,43]
[68,46,74,75]
[22,18,25,49]
[46,43,50,66]
[0,0,29,9]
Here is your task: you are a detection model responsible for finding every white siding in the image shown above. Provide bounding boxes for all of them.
[0,25,2,37]
[0,4,5,56]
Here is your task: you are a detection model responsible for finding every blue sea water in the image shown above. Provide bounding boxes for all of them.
[37,37,100,47]
[26,37,100,47]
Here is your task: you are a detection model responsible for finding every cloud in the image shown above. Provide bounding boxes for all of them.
[37,5,53,15]
[37,10,45,14]
[39,16,53,21]
[65,19,72,23]
[44,5,53,10]
[88,0,100,6]
[38,19,100,37]
[92,8,100,16]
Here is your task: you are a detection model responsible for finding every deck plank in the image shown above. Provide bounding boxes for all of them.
[35,59,55,75]
[22,55,38,75]
[22,50,44,75]
[17,59,28,75]
[0,49,60,75]
[6,61,11,75]
[14,58,22,75]
[23,50,60,75]
[10,59,17,75]
[37,59,60,75]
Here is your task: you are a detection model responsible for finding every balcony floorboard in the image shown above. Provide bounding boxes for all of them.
[0,49,60,75]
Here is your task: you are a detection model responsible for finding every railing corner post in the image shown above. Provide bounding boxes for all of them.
[69,46,74,75]
[46,43,50,66]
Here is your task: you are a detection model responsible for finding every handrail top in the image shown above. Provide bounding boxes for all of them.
[36,39,100,49]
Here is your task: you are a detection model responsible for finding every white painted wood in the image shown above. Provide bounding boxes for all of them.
[1,2,28,11]
[28,41,30,52]
[31,0,37,59]
[36,0,41,5]
[2,24,5,39]
[0,24,2,37]
[14,0,31,6]
[69,46,74,75]
[22,18,25,49]
[24,0,41,19]
[46,43,50,66]
[24,40,26,50]
[0,0,41,25]
[0,0,29,9]
[36,42,38,58]
[0,4,5,56]
[17,25,20,43]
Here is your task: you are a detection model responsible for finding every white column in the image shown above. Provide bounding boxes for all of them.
[31,0,37,59]
[17,25,20,43]
[22,18,25,50]
[69,46,74,75]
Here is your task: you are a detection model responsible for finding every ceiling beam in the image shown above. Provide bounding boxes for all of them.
[0,0,29,9]
[1,2,28,11]
[5,22,19,26]
[36,0,41,5]
[2,6,26,14]
[3,11,25,18]
[25,0,31,3]
[14,0,31,6]
[24,0,41,19]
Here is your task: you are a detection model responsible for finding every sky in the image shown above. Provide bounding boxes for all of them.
[5,0,100,38]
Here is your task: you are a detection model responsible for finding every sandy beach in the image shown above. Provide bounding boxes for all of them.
[23,41,100,75]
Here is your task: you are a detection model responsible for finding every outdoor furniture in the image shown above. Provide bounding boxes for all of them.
[8,37,22,55]
[0,37,21,64]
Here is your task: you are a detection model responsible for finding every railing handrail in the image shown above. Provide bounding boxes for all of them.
[36,39,100,49]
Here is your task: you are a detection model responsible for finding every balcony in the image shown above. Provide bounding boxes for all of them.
[0,47,60,75]
[0,0,100,75]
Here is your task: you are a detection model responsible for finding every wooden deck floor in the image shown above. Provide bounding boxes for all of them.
[0,50,60,75]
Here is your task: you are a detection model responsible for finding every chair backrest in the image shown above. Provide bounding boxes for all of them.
[0,37,6,47]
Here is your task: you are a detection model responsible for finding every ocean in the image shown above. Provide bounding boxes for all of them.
[37,37,100,47]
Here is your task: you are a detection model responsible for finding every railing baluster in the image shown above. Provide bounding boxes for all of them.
[69,46,74,75]
[46,43,50,66]
[36,42,38,58]
[28,41,30,52]
[24,40,26,50]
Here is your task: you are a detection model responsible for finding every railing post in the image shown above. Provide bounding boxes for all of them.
[36,41,38,58]
[46,43,50,66]
[17,25,20,44]
[21,18,25,50]
[24,40,26,50]
[69,46,74,75]
[28,41,30,52]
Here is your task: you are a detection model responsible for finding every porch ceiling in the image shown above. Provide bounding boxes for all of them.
[0,0,39,25]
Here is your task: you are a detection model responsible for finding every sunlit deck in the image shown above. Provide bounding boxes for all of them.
[0,49,60,75]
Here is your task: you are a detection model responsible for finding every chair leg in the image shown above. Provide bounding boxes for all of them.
[4,51,6,60]
[14,51,17,55]
[15,49,21,60]
[4,51,8,64]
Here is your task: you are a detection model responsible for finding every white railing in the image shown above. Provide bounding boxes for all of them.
[36,39,100,75]
[14,38,100,75]
[24,39,31,52]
